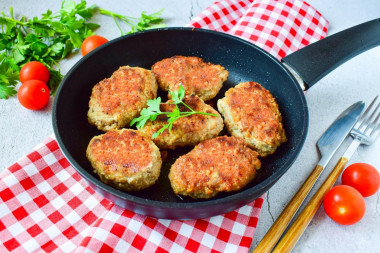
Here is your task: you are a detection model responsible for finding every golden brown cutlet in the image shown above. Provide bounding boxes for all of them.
[169,136,261,199]
[140,95,224,149]
[88,66,157,131]
[86,129,161,191]
[217,81,287,157]
[151,56,228,101]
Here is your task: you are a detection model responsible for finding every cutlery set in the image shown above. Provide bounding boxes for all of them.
[255,96,380,252]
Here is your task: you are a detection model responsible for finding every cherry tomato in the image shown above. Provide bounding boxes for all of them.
[81,35,108,56]
[342,163,380,197]
[17,80,50,110]
[19,61,50,84]
[323,185,365,225]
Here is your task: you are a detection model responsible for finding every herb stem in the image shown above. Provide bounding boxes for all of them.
[1,15,26,26]
[180,101,195,112]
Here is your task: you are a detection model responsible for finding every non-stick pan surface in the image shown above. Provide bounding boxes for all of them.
[53,27,309,219]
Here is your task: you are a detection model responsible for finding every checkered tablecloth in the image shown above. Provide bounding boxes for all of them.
[0,0,328,252]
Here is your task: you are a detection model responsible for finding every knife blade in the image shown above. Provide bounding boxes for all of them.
[254,101,365,253]
[317,101,365,168]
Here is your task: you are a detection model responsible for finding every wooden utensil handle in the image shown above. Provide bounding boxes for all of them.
[253,164,324,253]
[273,157,349,253]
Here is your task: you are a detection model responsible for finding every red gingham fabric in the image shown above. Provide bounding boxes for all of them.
[188,0,328,59]
[0,1,328,252]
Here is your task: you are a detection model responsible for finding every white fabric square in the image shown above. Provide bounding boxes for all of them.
[224,243,239,253]
[178,223,193,237]
[15,191,32,206]
[148,230,164,246]
[231,222,246,236]
[22,238,40,252]
[65,210,82,225]
[36,181,51,194]
[2,173,18,187]
[104,211,120,223]
[115,238,131,252]
[170,243,184,252]
[55,169,71,182]
[61,240,77,252]
[0,203,11,218]
[45,224,61,239]
[69,182,84,195]
[201,232,216,249]
[128,219,142,234]
[82,195,99,210]
[158,219,171,227]
[50,196,66,210]
[24,163,39,177]
[209,216,223,227]
[43,153,57,166]
[92,227,109,241]
[7,221,24,237]
[29,209,46,223]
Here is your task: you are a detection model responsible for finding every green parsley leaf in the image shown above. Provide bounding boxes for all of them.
[0,55,19,99]
[130,85,218,138]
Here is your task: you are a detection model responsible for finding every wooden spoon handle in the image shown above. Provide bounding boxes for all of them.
[273,157,349,253]
[253,164,324,253]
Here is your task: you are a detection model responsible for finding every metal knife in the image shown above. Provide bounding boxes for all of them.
[254,101,365,253]
[274,98,380,252]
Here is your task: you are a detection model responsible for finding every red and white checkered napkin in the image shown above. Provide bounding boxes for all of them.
[0,1,328,252]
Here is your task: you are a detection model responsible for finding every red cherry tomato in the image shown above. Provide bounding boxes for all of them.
[17,80,50,110]
[81,35,108,56]
[19,61,50,84]
[342,163,380,197]
[323,185,365,225]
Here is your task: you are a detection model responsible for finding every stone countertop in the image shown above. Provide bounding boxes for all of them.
[1,0,379,252]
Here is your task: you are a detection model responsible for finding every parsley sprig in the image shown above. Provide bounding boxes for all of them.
[0,0,165,99]
[99,8,165,36]
[130,85,218,138]
[0,0,99,97]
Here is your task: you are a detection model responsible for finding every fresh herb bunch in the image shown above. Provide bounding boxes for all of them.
[99,8,165,36]
[0,0,165,99]
[130,85,218,138]
[0,0,99,98]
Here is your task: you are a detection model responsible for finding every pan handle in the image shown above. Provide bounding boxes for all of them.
[282,18,380,89]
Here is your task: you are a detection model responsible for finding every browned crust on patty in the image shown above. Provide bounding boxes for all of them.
[217,82,287,157]
[86,129,161,191]
[151,56,228,101]
[88,66,157,131]
[140,95,224,149]
[169,136,261,199]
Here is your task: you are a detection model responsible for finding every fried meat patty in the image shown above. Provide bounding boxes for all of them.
[169,136,261,199]
[86,129,161,191]
[140,95,224,149]
[88,66,157,131]
[217,82,287,157]
[151,56,228,101]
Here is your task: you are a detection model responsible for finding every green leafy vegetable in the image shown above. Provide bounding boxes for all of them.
[0,0,99,97]
[0,0,165,99]
[130,85,218,138]
[99,8,165,36]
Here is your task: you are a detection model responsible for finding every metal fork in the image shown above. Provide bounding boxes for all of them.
[273,95,380,253]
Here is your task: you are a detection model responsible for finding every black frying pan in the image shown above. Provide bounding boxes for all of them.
[52,19,380,219]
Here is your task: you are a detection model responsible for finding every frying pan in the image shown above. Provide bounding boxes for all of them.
[52,18,380,219]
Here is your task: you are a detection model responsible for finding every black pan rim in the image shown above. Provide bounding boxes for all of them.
[52,27,309,210]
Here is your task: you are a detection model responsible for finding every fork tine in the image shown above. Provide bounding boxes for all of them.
[363,100,380,134]
[356,95,379,131]
[369,107,380,138]
[357,95,378,127]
